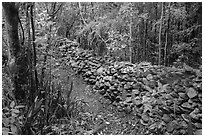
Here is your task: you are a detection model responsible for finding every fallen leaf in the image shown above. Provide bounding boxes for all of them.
[181,102,192,109]
[143,104,152,113]
[141,114,149,123]
[187,87,197,98]
[162,114,172,123]
[146,74,153,80]
[166,121,176,133]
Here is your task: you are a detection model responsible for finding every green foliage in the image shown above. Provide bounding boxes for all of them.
[170,6,187,21]
[2,101,25,135]
[170,38,201,68]
[49,2,202,67]
[2,72,24,134]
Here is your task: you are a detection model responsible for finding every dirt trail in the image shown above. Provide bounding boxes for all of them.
[69,75,104,116]
[66,74,140,134]
[53,66,104,115]
[56,66,142,134]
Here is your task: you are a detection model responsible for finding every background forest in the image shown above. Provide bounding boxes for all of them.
[2,2,202,135]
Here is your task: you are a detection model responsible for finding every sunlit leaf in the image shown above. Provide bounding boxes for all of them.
[10,101,15,108]
[14,105,25,109]
[11,109,20,114]
[10,124,18,134]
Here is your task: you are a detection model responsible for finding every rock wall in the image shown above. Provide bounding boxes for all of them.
[59,41,202,135]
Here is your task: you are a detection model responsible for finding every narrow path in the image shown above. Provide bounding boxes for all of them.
[65,74,143,134]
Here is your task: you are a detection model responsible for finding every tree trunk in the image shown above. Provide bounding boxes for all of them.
[3,2,26,100]
[158,2,164,65]
[164,32,168,66]
[137,24,140,62]
[164,2,171,66]
[30,3,39,97]
[3,3,20,60]
[144,19,147,61]
[129,16,132,63]
[25,3,35,105]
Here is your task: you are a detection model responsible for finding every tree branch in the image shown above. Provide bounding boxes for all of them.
[78,2,87,25]
[51,2,63,17]
[18,15,25,45]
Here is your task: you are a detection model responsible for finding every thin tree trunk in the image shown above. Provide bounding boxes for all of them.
[137,24,140,62]
[144,19,147,61]
[153,3,157,64]
[164,32,168,66]
[164,2,171,66]
[30,3,39,96]
[26,3,35,105]
[158,2,164,65]
[129,16,132,63]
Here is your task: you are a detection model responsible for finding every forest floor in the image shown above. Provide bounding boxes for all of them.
[51,66,143,134]
[67,74,144,135]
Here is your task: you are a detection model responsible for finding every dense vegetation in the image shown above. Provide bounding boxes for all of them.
[2,2,202,135]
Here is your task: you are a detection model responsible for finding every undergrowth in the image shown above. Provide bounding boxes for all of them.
[2,68,98,135]
[2,71,68,134]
